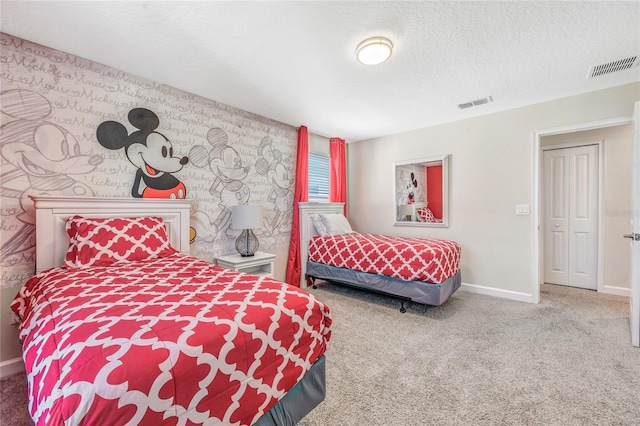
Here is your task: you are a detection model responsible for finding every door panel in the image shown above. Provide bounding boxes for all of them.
[544,145,598,289]
[573,153,590,217]
[631,101,639,347]
[574,232,588,273]
[544,151,568,285]
[569,145,598,290]
[550,231,565,272]
[551,156,566,219]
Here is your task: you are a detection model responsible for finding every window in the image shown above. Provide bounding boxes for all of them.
[308,153,329,202]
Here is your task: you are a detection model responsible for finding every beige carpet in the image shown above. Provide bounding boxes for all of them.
[2,283,638,425]
[299,282,639,426]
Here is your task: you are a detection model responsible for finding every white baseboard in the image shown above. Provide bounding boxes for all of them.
[459,282,630,304]
[0,357,25,379]
[600,285,631,297]
[460,282,535,303]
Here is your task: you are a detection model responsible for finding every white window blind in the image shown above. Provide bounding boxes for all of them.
[308,153,330,202]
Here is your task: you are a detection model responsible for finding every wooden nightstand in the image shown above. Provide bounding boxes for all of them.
[214,252,276,278]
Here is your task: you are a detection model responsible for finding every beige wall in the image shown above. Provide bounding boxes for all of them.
[347,82,640,299]
[542,125,633,291]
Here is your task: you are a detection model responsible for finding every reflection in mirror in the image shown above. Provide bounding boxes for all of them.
[394,155,449,227]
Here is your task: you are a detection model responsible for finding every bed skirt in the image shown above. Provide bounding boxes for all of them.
[254,355,326,426]
[306,262,461,306]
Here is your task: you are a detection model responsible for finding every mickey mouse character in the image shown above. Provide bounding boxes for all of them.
[1,89,103,264]
[96,108,189,199]
[255,136,293,234]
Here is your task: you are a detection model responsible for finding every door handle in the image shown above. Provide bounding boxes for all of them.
[623,233,640,241]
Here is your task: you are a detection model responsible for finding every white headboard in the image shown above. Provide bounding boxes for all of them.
[30,196,191,273]
[298,202,345,288]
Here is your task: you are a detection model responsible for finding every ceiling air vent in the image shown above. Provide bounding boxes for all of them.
[588,56,639,78]
[458,96,493,110]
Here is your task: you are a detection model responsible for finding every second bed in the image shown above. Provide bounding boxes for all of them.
[299,202,461,312]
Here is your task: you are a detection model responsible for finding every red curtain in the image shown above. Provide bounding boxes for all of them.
[285,126,309,287]
[329,137,347,215]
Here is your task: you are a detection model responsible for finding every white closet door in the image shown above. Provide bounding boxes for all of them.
[544,144,598,289]
[544,150,569,285]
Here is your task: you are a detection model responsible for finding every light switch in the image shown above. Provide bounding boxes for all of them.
[516,204,530,215]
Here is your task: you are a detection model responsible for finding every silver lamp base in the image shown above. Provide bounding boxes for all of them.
[236,229,259,257]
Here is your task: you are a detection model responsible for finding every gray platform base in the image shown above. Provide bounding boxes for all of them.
[254,355,326,426]
[306,261,461,307]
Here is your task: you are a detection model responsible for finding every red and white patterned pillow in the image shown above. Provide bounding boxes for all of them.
[416,207,436,222]
[65,215,177,269]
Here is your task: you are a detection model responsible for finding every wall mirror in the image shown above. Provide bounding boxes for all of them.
[394,154,449,228]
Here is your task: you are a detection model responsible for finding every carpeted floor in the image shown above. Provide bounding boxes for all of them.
[2,283,638,425]
[0,369,30,426]
[298,282,640,425]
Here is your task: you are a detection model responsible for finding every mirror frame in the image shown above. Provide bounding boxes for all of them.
[393,154,449,228]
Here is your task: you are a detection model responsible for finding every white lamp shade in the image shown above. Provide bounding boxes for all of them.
[231,204,262,230]
[398,204,414,216]
[356,36,393,65]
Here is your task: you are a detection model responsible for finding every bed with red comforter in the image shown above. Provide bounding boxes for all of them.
[299,205,462,311]
[308,233,460,284]
[12,253,332,425]
[306,232,461,310]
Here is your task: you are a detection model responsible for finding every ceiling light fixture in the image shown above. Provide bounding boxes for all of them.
[356,36,393,65]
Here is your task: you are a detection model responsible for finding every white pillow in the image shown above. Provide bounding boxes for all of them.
[320,213,353,236]
[311,214,328,236]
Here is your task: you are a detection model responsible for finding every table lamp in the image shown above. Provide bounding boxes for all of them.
[231,204,261,256]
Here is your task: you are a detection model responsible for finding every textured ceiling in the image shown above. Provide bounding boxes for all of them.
[1,1,639,142]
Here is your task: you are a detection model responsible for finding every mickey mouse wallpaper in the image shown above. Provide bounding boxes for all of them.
[0,89,104,271]
[0,34,297,290]
[96,108,189,199]
[255,136,294,235]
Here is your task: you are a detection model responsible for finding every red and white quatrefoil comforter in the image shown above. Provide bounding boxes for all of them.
[308,233,461,283]
[11,253,332,426]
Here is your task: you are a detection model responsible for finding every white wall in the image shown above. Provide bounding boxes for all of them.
[347,82,640,301]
